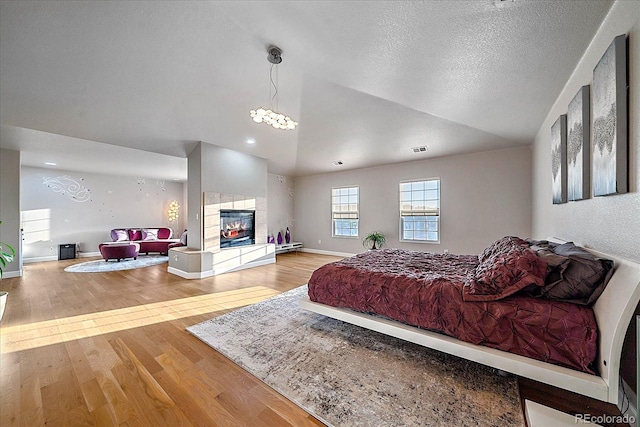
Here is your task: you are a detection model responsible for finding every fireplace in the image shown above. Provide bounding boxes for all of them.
[220,210,255,248]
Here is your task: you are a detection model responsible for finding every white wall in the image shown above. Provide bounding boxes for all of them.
[187,141,268,250]
[293,146,532,256]
[532,0,640,262]
[200,142,268,197]
[21,166,185,260]
[0,149,21,275]
[187,143,203,250]
[267,173,294,242]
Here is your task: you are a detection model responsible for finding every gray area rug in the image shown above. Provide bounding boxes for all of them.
[187,285,524,427]
[64,255,168,273]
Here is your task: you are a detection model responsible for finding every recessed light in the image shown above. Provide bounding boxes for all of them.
[332,160,343,166]
[246,138,256,145]
[45,162,57,166]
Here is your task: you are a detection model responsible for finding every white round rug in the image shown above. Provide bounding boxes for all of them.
[64,255,168,273]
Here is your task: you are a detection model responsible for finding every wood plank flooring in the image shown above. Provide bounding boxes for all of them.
[1,253,332,426]
[0,252,626,426]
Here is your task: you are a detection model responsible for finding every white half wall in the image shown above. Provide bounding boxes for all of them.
[531,0,640,263]
[293,146,532,256]
[21,166,185,260]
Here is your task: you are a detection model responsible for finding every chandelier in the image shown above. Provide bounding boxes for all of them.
[250,46,298,131]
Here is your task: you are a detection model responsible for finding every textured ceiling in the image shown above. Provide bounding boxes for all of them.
[0,0,613,178]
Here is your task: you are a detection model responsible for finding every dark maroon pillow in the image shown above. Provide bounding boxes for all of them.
[157,228,172,239]
[128,229,142,241]
[463,237,547,302]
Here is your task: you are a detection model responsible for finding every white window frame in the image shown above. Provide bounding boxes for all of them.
[399,178,440,243]
[331,186,359,238]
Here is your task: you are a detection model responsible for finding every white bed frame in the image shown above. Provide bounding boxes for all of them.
[299,245,640,406]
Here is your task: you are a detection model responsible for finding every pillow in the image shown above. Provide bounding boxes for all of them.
[142,228,159,240]
[180,230,187,245]
[525,239,571,283]
[463,237,547,302]
[128,229,142,241]
[477,236,524,263]
[536,242,614,305]
[157,228,172,239]
[111,229,128,242]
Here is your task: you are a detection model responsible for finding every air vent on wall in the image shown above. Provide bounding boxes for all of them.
[411,146,428,153]
[332,160,344,166]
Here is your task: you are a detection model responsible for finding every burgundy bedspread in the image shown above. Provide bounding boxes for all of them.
[308,248,598,374]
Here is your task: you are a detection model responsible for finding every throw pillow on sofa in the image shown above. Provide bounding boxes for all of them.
[142,228,159,240]
[111,229,128,242]
[128,229,143,241]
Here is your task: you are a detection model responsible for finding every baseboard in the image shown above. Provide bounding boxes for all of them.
[79,251,100,258]
[300,248,356,258]
[23,255,58,263]
[167,266,214,280]
[23,251,100,264]
[1,270,22,278]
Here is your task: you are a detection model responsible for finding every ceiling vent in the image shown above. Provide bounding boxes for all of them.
[332,160,344,166]
[411,146,428,153]
[494,0,515,8]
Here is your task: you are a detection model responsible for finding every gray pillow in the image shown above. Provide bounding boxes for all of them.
[537,242,613,305]
[525,239,571,283]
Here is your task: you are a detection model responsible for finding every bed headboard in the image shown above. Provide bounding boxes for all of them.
[548,238,640,405]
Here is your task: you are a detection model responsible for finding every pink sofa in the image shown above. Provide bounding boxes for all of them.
[107,228,180,255]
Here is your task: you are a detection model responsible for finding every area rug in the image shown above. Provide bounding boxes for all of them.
[187,285,524,427]
[64,255,168,273]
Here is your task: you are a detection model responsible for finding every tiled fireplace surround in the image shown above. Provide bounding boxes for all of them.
[167,192,272,279]
[203,192,267,250]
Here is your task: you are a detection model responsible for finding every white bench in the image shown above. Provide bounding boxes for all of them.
[275,242,303,254]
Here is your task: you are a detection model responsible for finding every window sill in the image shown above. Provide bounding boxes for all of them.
[399,239,440,244]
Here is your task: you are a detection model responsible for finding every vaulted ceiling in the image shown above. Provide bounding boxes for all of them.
[0,1,613,179]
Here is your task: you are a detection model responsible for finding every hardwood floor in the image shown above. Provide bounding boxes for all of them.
[0,253,334,426]
[0,252,627,426]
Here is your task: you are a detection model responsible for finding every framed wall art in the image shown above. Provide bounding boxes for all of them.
[551,114,567,204]
[592,34,628,197]
[567,85,590,201]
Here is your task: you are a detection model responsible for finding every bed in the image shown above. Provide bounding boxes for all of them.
[299,236,640,406]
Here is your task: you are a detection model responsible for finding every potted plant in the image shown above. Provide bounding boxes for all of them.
[363,231,386,250]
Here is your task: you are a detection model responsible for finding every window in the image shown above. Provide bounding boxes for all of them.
[332,186,359,237]
[399,179,440,242]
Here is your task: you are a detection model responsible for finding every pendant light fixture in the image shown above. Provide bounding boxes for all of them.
[250,46,298,131]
